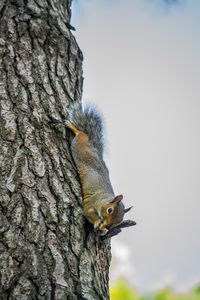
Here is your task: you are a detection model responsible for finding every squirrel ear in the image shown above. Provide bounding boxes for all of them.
[124,206,132,213]
[111,195,123,204]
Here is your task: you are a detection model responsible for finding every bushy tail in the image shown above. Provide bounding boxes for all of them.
[67,102,104,156]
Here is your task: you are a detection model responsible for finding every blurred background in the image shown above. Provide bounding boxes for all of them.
[72,0,200,298]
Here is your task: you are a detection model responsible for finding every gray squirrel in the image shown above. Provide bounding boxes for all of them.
[66,102,135,236]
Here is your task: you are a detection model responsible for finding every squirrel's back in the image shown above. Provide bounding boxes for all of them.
[67,102,104,156]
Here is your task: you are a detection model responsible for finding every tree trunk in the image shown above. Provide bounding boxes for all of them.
[0,1,111,299]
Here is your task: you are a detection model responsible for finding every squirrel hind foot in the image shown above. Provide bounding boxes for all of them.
[65,120,80,135]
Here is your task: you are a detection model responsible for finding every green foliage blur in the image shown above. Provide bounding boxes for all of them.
[110,279,200,300]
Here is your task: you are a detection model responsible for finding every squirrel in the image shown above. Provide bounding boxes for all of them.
[66,102,133,236]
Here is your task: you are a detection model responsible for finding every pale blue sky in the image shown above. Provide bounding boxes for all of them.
[72,0,200,292]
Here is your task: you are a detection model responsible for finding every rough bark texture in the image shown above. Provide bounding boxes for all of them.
[0,1,111,299]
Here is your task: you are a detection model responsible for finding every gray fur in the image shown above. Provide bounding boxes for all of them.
[66,102,135,235]
[67,102,104,157]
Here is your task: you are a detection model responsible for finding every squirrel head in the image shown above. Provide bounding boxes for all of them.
[98,195,132,235]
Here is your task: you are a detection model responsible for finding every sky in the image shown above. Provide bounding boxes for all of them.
[71,0,200,293]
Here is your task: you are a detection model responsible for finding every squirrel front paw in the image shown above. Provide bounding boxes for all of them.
[99,228,109,236]
[94,220,108,236]
[94,220,101,232]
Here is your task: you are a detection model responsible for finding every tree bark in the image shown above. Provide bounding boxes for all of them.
[0,1,111,299]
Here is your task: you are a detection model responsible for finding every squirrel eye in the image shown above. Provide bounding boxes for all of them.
[107,207,113,214]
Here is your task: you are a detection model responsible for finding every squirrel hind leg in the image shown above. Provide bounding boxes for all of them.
[65,120,80,136]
